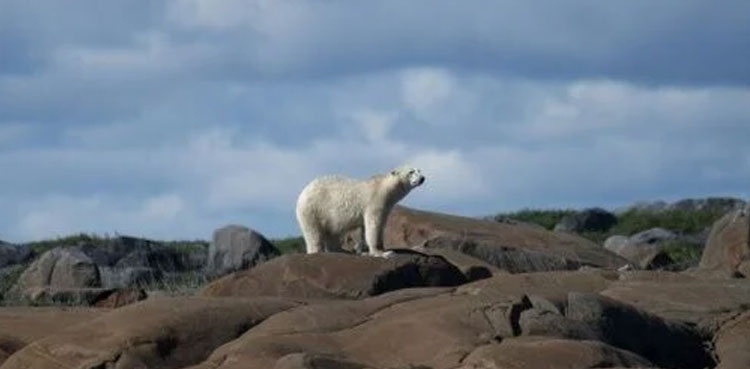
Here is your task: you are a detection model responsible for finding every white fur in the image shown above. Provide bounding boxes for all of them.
[296,167,425,256]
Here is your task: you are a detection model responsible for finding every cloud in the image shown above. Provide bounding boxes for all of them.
[1,2,749,242]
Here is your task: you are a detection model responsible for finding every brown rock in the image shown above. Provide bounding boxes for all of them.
[456,269,619,304]
[0,296,298,369]
[413,241,502,281]
[0,306,106,366]
[273,353,374,369]
[601,276,750,324]
[375,206,629,272]
[201,252,466,300]
[459,337,653,369]
[566,292,713,369]
[188,289,527,369]
[714,311,750,369]
[699,211,750,277]
[92,288,147,308]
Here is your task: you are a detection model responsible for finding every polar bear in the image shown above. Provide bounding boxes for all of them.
[295,167,425,256]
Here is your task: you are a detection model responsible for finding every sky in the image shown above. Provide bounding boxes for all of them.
[1,0,749,243]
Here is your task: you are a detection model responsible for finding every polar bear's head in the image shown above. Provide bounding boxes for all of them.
[391,166,425,189]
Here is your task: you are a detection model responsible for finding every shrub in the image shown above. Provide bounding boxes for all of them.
[271,236,305,254]
[491,209,577,230]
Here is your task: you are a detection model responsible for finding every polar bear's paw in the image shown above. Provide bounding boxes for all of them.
[368,250,395,258]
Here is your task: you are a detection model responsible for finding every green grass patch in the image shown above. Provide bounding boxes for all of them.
[491,209,577,230]
[610,208,725,236]
[661,240,704,266]
[271,236,305,254]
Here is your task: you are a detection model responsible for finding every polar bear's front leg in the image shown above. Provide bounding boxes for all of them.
[364,209,387,257]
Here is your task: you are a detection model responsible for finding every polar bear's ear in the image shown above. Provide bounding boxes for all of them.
[390,169,399,176]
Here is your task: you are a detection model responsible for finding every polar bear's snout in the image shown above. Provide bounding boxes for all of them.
[407,169,425,188]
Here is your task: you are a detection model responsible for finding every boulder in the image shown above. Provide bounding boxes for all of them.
[629,227,677,245]
[0,244,30,269]
[0,296,299,369]
[459,337,653,369]
[603,235,630,255]
[376,206,628,273]
[714,311,750,369]
[188,289,527,369]
[0,306,106,366]
[415,237,503,280]
[201,252,466,300]
[601,274,750,324]
[208,225,280,276]
[12,247,100,295]
[456,269,619,305]
[518,307,601,340]
[699,210,750,277]
[566,292,713,369]
[553,208,617,233]
[605,229,682,270]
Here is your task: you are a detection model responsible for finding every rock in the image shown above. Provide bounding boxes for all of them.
[699,211,750,277]
[12,247,100,295]
[208,225,280,276]
[566,292,713,369]
[98,265,163,287]
[201,252,466,300]
[92,288,147,308]
[518,307,601,340]
[457,269,619,306]
[714,311,750,369]
[629,227,677,245]
[415,237,503,280]
[188,289,526,369]
[0,243,30,269]
[372,206,628,273]
[0,296,299,369]
[601,274,750,324]
[273,353,372,369]
[459,337,654,369]
[0,306,106,366]
[553,208,617,233]
[19,287,146,308]
[604,235,630,254]
[605,229,681,270]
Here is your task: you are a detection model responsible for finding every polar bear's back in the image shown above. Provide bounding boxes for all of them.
[296,175,372,233]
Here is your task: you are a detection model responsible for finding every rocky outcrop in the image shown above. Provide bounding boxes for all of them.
[0,297,298,369]
[13,247,100,293]
[460,337,654,369]
[714,311,750,369]
[10,236,209,302]
[208,225,280,276]
[699,210,750,277]
[201,252,466,300]
[375,206,629,273]
[0,306,106,366]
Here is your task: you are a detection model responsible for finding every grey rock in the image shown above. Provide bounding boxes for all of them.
[603,235,630,255]
[566,292,714,369]
[0,242,31,268]
[629,227,677,245]
[13,247,101,294]
[554,208,617,233]
[207,225,280,276]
